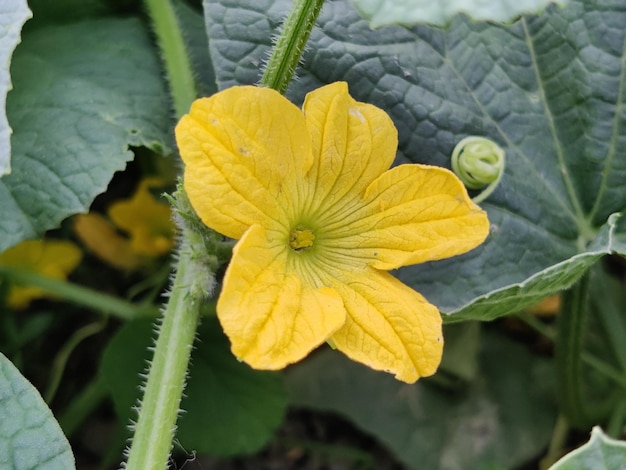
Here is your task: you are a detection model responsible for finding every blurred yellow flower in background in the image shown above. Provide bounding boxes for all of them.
[74,213,143,271]
[74,178,175,270]
[176,82,489,383]
[108,178,175,257]
[0,239,82,309]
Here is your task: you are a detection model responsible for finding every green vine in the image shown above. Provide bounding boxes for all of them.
[0,266,158,320]
[556,274,591,429]
[260,0,325,93]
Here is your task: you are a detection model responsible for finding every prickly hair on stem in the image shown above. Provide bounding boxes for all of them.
[259,0,325,93]
[166,180,234,300]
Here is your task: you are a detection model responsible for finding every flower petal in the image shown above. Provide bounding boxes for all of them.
[329,268,443,383]
[302,82,398,221]
[74,213,142,270]
[176,86,313,239]
[0,239,82,309]
[329,164,490,270]
[217,224,346,369]
[107,178,174,257]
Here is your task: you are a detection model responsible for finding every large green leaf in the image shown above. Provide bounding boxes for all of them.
[0,0,31,176]
[348,0,568,28]
[100,317,287,457]
[0,16,172,253]
[204,0,626,320]
[286,330,556,469]
[0,353,75,469]
[549,427,626,470]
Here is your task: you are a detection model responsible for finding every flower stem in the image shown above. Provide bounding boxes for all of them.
[0,266,158,319]
[143,0,197,117]
[260,0,325,93]
[124,184,220,470]
[124,236,205,470]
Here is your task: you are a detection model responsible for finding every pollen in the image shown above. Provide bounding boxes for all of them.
[289,228,315,251]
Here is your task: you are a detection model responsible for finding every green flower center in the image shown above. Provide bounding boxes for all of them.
[289,228,315,251]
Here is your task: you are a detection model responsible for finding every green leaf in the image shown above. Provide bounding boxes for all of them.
[0,352,75,469]
[348,0,568,28]
[549,427,626,470]
[22,0,115,30]
[0,0,31,176]
[0,16,172,253]
[205,0,626,320]
[100,317,287,457]
[177,317,288,456]
[286,330,556,469]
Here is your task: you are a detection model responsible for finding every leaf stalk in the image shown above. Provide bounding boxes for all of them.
[144,0,197,117]
[0,267,158,319]
[556,274,591,428]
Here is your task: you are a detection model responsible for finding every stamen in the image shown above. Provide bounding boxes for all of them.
[289,228,315,251]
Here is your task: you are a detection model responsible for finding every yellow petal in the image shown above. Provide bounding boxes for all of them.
[73,213,143,271]
[329,164,490,270]
[217,224,346,369]
[108,178,174,257]
[176,86,314,239]
[0,239,82,309]
[302,82,398,220]
[329,268,443,383]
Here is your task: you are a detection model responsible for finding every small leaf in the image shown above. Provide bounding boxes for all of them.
[100,317,287,457]
[286,330,556,469]
[0,352,75,470]
[348,0,568,28]
[549,427,626,470]
[0,0,31,176]
[1,16,173,253]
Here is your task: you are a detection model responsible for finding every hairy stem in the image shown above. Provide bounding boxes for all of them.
[260,0,325,93]
[124,236,204,470]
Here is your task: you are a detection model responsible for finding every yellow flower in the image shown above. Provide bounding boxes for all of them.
[0,239,82,309]
[74,213,143,271]
[107,178,175,257]
[176,82,489,383]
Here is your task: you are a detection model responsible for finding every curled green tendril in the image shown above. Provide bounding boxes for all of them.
[451,136,505,204]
